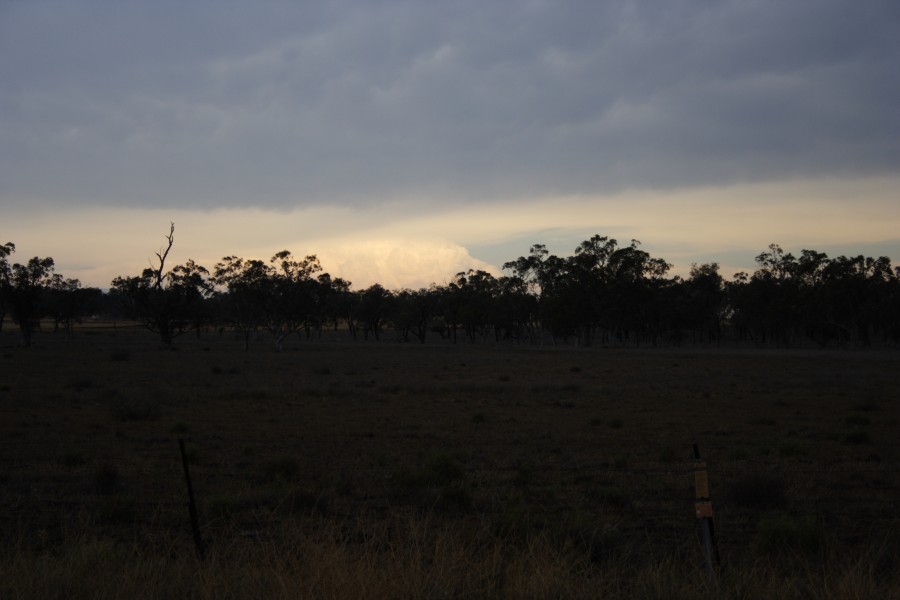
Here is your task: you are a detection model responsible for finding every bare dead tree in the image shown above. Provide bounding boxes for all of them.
[150,222,176,289]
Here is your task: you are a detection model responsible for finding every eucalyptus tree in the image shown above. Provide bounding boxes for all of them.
[311,273,352,336]
[494,275,538,342]
[267,251,324,349]
[449,270,499,342]
[602,240,671,344]
[358,284,392,341]
[504,236,675,346]
[5,255,56,346]
[792,250,832,345]
[0,242,15,332]
[683,263,726,344]
[502,244,550,296]
[725,244,799,346]
[819,254,895,345]
[433,282,462,343]
[328,277,360,340]
[505,242,587,344]
[111,224,213,346]
[503,244,559,342]
[45,275,85,338]
[213,256,272,351]
[391,287,438,343]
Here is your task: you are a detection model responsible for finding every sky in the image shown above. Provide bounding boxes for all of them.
[3,0,899,290]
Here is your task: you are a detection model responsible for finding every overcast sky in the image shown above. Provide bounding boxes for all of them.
[3,0,899,289]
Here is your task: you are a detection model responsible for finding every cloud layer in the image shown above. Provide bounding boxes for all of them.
[3,0,898,212]
[8,176,898,289]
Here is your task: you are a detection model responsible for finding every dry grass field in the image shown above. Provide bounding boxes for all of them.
[1,325,898,598]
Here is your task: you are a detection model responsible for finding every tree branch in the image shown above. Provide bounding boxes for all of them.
[151,223,175,289]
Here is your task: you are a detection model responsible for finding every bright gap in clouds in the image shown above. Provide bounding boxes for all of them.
[9,176,900,290]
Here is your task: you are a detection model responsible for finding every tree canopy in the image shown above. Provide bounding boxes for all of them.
[2,228,899,349]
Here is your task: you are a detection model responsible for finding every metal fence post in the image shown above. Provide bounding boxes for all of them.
[693,443,720,579]
[180,439,205,559]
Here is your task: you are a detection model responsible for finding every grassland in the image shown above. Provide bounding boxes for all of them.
[1,325,898,598]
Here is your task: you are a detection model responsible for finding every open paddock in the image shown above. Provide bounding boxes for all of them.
[1,327,898,598]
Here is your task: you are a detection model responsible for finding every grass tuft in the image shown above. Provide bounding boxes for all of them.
[755,514,825,557]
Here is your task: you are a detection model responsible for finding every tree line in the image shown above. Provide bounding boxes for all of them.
[2,226,899,349]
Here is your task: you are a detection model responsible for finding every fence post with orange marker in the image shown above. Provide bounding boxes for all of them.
[693,443,719,577]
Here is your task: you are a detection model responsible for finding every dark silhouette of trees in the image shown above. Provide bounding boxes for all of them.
[503,236,671,346]
[450,270,498,343]
[310,273,349,337]
[391,288,439,343]
[7,230,898,350]
[213,251,330,350]
[265,251,324,350]
[682,263,726,344]
[213,256,271,350]
[6,255,56,346]
[0,242,15,333]
[0,243,96,345]
[494,274,538,342]
[45,275,101,338]
[111,224,213,346]
[725,245,899,347]
[331,278,361,340]
[358,284,391,341]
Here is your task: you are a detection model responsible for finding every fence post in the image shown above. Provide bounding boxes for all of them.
[693,443,719,578]
[179,439,205,559]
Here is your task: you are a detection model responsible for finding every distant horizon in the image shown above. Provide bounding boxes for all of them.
[3,1,898,290]
[6,184,900,292]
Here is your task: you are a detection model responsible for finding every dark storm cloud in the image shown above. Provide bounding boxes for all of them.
[2,0,898,210]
